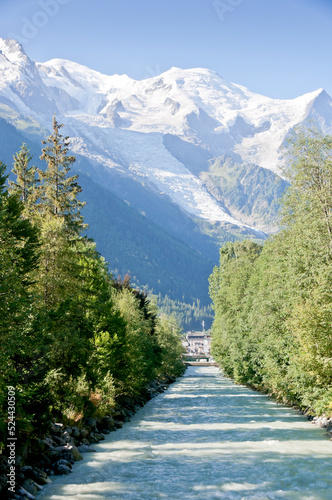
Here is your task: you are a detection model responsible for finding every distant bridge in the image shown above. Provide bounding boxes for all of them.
[185,361,219,366]
[184,355,218,367]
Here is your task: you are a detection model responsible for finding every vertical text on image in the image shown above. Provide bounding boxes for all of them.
[7,386,16,495]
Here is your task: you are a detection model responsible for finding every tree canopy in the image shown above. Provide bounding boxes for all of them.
[0,119,185,449]
[210,127,332,416]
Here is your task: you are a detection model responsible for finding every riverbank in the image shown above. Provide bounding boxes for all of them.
[222,371,332,440]
[1,373,183,500]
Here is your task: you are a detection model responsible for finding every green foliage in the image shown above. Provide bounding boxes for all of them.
[0,120,185,450]
[38,116,86,235]
[155,314,185,377]
[155,293,214,331]
[8,143,39,212]
[210,127,332,416]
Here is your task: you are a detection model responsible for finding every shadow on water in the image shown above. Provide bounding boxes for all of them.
[39,367,332,500]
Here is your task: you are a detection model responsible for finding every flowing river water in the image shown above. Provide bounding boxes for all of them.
[39,366,332,500]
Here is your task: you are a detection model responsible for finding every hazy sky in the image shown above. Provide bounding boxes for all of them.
[0,0,331,99]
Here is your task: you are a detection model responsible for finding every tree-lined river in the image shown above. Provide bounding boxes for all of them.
[39,366,332,499]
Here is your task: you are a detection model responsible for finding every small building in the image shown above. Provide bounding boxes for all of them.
[185,331,211,355]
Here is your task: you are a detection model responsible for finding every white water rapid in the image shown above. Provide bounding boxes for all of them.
[38,366,332,499]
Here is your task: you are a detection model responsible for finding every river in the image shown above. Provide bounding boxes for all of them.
[38,366,332,499]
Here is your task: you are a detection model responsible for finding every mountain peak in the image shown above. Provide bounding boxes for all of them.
[0,38,28,62]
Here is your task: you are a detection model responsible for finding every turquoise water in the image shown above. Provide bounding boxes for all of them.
[39,366,332,499]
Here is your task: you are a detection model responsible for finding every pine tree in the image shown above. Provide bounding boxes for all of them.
[39,116,86,236]
[32,117,88,307]
[0,160,40,399]
[8,143,38,214]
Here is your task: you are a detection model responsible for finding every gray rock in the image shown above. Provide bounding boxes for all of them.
[88,434,100,444]
[71,426,81,439]
[22,466,51,486]
[66,444,83,461]
[17,486,36,499]
[93,433,105,441]
[53,459,72,475]
[23,479,42,495]
[50,423,63,436]
[80,429,90,439]
[101,416,115,429]
[320,417,329,428]
[62,431,72,443]
[85,417,98,430]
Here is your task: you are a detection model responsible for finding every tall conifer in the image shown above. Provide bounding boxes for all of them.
[8,143,38,215]
[39,116,86,236]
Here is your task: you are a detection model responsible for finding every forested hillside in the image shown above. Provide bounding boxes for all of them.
[209,128,332,417]
[0,117,216,317]
[0,117,184,451]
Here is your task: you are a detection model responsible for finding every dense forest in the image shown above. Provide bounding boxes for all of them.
[0,117,184,451]
[210,128,332,417]
[156,293,214,331]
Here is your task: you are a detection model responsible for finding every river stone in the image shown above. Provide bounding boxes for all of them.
[53,460,72,475]
[22,479,40,496]
[17,486,36,499]
[88,434,100,444]
[62,431,72,443]
[51,435,67,446]
[94,433,105,441]
[50,423,63,436]
[44,437,57,449]
[85,417,98,430]
[51,446,75,464]
[80,429,90,439]
[71,426,81,439]
[53,445,82,462]
[22,466,51,485]
[66,444,83,461]
[320,417,329,428]
[101,416,115,429]
[38,453,51,467]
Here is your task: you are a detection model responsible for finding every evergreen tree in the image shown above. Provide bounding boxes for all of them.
[8,143,38,214]
[33,117,88,308]
[38,116,86,236]
[0,162,43,443]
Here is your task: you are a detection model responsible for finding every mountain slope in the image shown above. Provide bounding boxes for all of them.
[1,38,331,238]
[0,117,216,305]
[1,37,332,307]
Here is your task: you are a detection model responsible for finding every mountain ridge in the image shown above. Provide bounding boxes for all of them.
[1,37,332,238]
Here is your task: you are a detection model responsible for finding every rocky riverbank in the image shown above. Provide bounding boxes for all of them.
[310,415,332,438]
[1,374,180,500]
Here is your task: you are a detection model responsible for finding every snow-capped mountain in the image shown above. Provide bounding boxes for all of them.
[1,37,332,235]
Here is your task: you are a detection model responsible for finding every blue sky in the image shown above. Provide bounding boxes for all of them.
[0,0,331,99]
